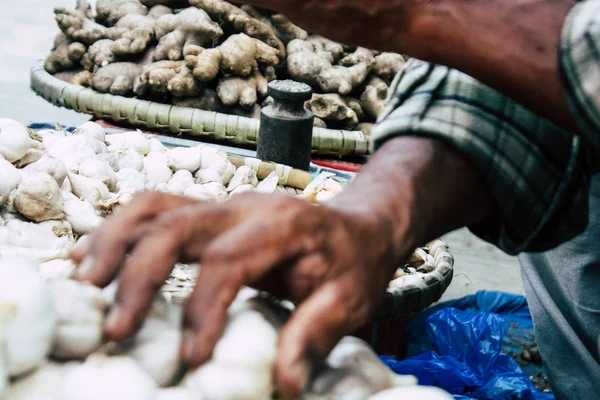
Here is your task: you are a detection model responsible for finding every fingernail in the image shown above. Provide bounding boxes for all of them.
[182,329,196,364]
[105,305,124,333]
[75,257,95,280]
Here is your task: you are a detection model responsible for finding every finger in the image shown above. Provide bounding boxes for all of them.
[275,280,370,398]
[73,192,197,286]
[104,203,231,341]
[182,218,307,366]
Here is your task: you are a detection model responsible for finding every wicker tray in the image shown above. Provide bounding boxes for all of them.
[30,62,369,158]
[31,123,453,319]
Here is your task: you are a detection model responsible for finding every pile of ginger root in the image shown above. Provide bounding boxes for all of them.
[45,0,407,135]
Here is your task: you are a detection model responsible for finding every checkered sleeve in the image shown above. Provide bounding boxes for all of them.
[560,0,600,155]
[371,60,591,255]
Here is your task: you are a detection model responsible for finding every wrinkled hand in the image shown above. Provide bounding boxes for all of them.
[70,191,398,397]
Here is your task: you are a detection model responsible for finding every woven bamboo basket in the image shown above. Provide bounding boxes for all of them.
[30,62,370,158]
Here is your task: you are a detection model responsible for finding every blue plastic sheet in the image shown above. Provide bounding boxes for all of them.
[381,292,553,400]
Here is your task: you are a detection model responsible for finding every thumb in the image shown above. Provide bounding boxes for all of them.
[274,280,368,398]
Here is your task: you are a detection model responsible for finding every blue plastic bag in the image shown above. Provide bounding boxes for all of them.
[381,308,553,400]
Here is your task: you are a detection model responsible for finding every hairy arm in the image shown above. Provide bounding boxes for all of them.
[244,0,577,131]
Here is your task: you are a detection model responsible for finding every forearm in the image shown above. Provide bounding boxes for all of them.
[328,136,492,260]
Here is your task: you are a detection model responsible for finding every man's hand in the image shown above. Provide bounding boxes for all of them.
[71,191,400,397]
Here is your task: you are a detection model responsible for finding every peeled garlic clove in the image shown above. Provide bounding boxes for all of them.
[14,148,44,168]
[94,152,120,172]
[68,173,110,206]
[195,169,223,185]
[73,121,106,143]
[23,156,67,187]
[117,149,144,172]
[149,138,167,153]
[144,153,172,184]
[315,190,338,203]
[166,147,202,172]
[0,119,35,163]
[227,166,258,193]
[229,184,255,197]
[184,184,215,201]
[203,182,228,203]
[106,131,151,155]
[59,355,157,400]
[63,199,103,236]
[255,172,279,194]
[14,173,65,222]
[368,386,452,400]
[157,388,192,400]
[199,145,228,170]
[48,280,107,359]
[39,259,76,280]
[79,159,118,191]
[0,256,57,377]
[185,363,271,400]
[0,159,22,206]
[207,158,236,185]
[116,168,147,193]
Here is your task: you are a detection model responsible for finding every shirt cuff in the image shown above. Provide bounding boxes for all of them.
[372,60,590,255]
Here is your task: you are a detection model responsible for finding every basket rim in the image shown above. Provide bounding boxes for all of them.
[29,62,370,157]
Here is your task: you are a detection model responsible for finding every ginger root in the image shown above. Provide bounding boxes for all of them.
[140,0,189,7]
[373,53,406,81]
[95,0,148,26]
[270,14,308,44]
[81,39,116,71]
[54,0,109,45]
[308,94,360,129]
[44,33,87,74]
[190,0,285,56]
[360,76,389,120]
[153,7,223,61]
[185,33,280,82]
[340,47,376,68]
[217,71,268,109]
[89,62,143,95]
[134,61,201,97]
[54,70,92,87]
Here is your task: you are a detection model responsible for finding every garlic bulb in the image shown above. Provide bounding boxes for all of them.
[79,159,118,191]
[48,279,107,359]
[116,168,147,193]
[4,219,72,251]
[0,256,57,377]
[367,386,453,400]
[207,158,236,185]
[61,189,79,203]
[157,388,192,400]
[23,156,67,186]
[166,147,202,172]
[14,173,65,222]
[63,199,103,236]
[184,184,215,201]
[144,153,172,184]
[106,131,151,155]
[5,361,82,400]
[303,173,344,203]
[195,169,223,185]
[94,152,120,172]
[49,136,107,172]
[39,259,76,280]
[108,296,183,387]
[199,146,228,170]
[59,355,157,400]
[39,219,73,238]
[203,182,228,203]
[149,138,167,153]
[255,172,279,195]
[68,173,110,205]
[0,119,35,162]
[229,184,255,197]
[74,121,106,142]
[227,166,258,193]
[38,129,65,149]
[0,159,22,206]
[117,148,144,172]
[15,148,44,168]
[166,170,195,195]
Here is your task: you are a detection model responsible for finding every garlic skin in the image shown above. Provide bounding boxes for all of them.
[48,279,107,359]
[74,121,106,143]
[116,168,148,193]
[0,159,22,206]
[109,297,183,387]
[207,158,236,185]
[255,172,279,195]
[94,152,120,172]
[79,159,118,191]
[0,119,35,162]
[117,149,144,172]
[195,169,224,185]
[23,156,67,187]
[229,184,255,197]
[15,148,44,168]
[149,138,167,153]
[38,129,66,149]
[166,147,202,172]
[59,355,158,400]
[63,199,103,236]
[68,173,110,205]
[39,219,73,238]
[106,131,151,155]
[227,166,258,193]
[303,173,344,203]
[5,361,82,400]
[184,184,215,201]
[14,173,65,222]
[367,386,453,400]
[4,219,72,251]
[199,146,228,170]
[0,256,57,377]
[203,182,229,203]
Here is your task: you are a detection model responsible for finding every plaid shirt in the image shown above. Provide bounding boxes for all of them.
[372,1,600,255]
